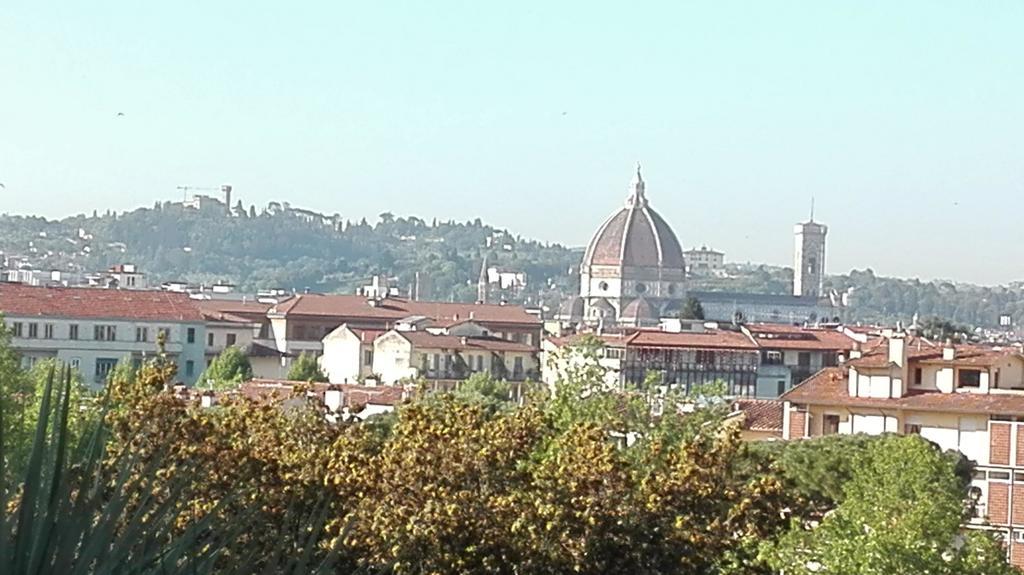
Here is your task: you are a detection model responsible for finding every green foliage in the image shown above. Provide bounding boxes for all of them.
[919,315,973,343]
[0,367,236,574]
[767,435,1014,575]
[0,322,1013,574]
[287,352,328,383]
[453,371,513,411]
[0,208,578,305]
[679,295,705,320]
[198,346,253,390]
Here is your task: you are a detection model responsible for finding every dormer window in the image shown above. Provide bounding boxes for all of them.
[958,369,982,388]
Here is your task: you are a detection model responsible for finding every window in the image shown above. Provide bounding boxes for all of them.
[158,327,170,341]
[226,333,236,346]
[476,355,484,371]
[763,350,784,365]
[822,414,840,435]
[696,350,716,364]
[43,324,54,339]
[136,327,148,342]
[95,358,118,382]
[207,333,215,347]
[186,327,196,344]
[11,322,23,337]
[776,380,787,396]
[513,356,524,375]
[914,368,923,386]
[959,369,982,388]
[597,281,609,291]
[364,350,373,366]
[185,360,195,377]
[635,282,648,294]
[605,348,624,360]
[990,471,1011,481]
[28,323,38,338]
[69,324,79,340]
[68,358,81,370]
[904,423,922,435]
[995,369,1001,388]
[797,352,811,367]
[94,325,116,341]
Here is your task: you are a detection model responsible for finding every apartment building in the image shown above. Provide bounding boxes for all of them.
[321,320,538,386]
[0,283,207,386]
[543,323,863,398]
[264,293,543,356]
[781,333,1024,566]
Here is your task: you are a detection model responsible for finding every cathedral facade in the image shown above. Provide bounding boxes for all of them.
[577,166,687,326]
[559,166,842,329]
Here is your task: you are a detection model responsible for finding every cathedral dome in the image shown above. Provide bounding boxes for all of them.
[581,166,685,270]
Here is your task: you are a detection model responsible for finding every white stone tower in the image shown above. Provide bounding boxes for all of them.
[793,203,827,297]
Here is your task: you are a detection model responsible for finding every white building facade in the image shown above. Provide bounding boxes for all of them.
[0,284,207,386]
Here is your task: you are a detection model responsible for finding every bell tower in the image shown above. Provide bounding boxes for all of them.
[793,202,827,298]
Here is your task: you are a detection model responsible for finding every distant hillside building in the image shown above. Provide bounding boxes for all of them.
[683,246,725,277]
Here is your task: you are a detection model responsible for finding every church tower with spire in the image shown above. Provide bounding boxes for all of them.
[477,255,489,304]
[793,201,828,298]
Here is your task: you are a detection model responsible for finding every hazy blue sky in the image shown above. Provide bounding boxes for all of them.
[1,2,1022,284]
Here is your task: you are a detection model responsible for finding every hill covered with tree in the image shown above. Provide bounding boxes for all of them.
[2,202,1023,328]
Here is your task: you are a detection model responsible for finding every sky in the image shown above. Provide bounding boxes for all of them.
[1,1,1022,284]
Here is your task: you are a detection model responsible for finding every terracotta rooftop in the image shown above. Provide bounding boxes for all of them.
[241,379,408,407]
[731,399,784,432]
[0,283,204,322]
[746,325,860,351]
[782,367,1024,416]
[270,294,540,326]
[627,329,759,350]
[196,299,274,323]
[846,338,1017,369]
[393,331,536,353]
[545,333,632,349]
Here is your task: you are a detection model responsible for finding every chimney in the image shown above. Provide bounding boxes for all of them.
[849,341,862,360]
[943,339,956,361]
[324,387,343,412]
[888,334,906,367]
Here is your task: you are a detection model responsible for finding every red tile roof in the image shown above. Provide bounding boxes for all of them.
[846,338,1018,369]
[731,399,784,432]
[545,333,632,349]
[270,294,540,326]
[782,367,1024,415]
[393,331,536,353]
[241,379,408,407]
[196,299,274,322]
[0,283,204,322]
[746,325,860,351]
[627,329,758,350]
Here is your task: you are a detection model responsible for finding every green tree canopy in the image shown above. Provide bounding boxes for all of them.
[198,346,253,390]
[287,351,328,383]
[767,434,1014,575]
[679,295,705,320]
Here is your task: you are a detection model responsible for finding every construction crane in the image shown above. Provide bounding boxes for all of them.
[176,184,233,211]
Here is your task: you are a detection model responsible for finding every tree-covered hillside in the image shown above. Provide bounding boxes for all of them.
[0,203,578,306]
[2,202,1023,328]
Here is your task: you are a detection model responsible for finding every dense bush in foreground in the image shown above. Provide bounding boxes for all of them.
[0,328,1016,574]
